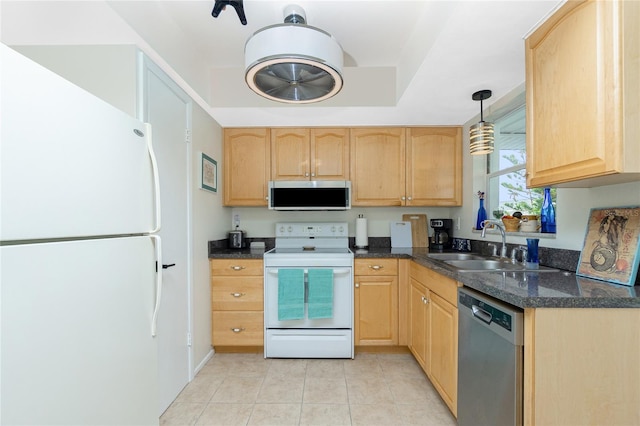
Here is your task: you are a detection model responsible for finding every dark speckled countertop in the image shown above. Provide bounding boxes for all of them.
[209,245,640,309]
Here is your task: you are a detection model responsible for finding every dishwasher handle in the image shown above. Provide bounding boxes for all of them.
[471,304,493,325]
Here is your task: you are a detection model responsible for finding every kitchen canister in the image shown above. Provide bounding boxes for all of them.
[520,215,539,232]
[355,214,368,248]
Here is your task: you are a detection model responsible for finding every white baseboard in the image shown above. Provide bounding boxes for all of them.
[193,347,214,376]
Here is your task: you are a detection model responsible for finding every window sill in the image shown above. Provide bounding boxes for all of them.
[471,229,556,239]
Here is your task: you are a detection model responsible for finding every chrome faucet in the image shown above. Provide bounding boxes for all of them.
[511,246,528,264]
[481,220,508,258]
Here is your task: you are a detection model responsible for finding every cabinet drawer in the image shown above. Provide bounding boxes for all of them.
[410,262,459,306]
[212,311,264,346]
[210,259,263,276]
[211,276,263,310]
[355,258,398,275]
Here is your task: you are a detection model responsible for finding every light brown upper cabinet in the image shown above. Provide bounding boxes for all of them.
[525,0,640,188]
[350,127,462,206]
[407,127,462,206]
[271,128,350,181]
[223,128,270,206]
[350,128,406,206]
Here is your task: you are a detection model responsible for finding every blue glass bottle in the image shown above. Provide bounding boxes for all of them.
[476,198,487,230]
[540,187,556,233]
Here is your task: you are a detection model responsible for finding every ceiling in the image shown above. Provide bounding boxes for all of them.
[1,0,563,127]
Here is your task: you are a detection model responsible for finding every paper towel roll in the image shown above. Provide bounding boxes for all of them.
[355,217,368,248]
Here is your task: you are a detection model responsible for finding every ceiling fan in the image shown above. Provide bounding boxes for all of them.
[244,5,344,104]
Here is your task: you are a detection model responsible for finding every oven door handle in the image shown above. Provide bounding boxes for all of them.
[266,268,352,275]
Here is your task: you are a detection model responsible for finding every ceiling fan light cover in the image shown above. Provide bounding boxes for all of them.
[245,24,344,103]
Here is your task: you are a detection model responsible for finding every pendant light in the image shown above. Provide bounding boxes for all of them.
[469,89,495,155]
[244,5,343,104]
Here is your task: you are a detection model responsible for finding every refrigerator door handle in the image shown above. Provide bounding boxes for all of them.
[151,235,163,337]
[145,123,162,233]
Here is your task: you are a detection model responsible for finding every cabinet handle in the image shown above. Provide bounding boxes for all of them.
[401,196,406,201]
[311,173,315,177]
[230,265,246,271]
[305,172,309,177]
[421,295,429,304]
[230,292,245,298]
[407,196,412,201]
[355,283,360,288]
[369,265,383,271]
[230,327,245,333]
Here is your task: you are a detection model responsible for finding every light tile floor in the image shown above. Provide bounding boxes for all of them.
[160,352,457,426]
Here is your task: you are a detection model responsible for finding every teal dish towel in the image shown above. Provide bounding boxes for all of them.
[307,269,334,319]
[278,269,305,321]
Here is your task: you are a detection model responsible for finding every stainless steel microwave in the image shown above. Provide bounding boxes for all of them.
[268,180,351,210]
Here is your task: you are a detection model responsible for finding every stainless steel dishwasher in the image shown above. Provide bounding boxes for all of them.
[457,287,524,426]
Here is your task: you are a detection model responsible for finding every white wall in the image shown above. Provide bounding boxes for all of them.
[230,206,454,241]
[190,103,227,366]
[14,45,138,117]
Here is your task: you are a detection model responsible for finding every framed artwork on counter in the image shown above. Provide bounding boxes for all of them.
[576,206,640,286]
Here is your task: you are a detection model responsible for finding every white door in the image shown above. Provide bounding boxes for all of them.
[140,55,192,414]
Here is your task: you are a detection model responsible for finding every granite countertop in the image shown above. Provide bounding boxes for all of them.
[209,246,640,309]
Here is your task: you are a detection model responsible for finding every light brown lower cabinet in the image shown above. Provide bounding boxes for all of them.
[408,261,459,417]
[354,259,399,345]
[210,259,264,348]
[524,307,640,426]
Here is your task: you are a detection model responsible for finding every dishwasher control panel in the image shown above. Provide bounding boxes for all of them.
[459,291,514,332]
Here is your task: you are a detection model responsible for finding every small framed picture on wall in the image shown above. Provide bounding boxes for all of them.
[200,152,217,193]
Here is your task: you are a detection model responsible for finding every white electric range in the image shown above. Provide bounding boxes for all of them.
[263,222,354,358]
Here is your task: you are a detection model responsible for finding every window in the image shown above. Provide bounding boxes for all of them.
[485,104,556,223]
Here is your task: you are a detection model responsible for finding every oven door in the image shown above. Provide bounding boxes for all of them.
[264,267,353,328]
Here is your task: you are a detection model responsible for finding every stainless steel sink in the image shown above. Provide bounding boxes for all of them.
[444,259,559,273]
[425,253,486,261]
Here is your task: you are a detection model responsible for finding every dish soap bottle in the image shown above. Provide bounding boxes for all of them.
[540,187,556,233]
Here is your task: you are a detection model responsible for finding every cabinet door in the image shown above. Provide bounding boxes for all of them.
[311,128,350,180]
[525,0,640,187]
[409,278,428,369]
[428,291,458,416]
[354,275,398,345]
[271,128,310,180]
[223,128,270,206]
[406,127,462,206]
[350,128,406,206]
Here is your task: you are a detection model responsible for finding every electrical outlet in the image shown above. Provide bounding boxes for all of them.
[233,214,240,227]
[456,217,461,230]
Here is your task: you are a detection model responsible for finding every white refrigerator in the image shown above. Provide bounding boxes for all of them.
[1,44,161,424]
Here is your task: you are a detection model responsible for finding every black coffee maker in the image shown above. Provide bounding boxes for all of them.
[430,219,453,251]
